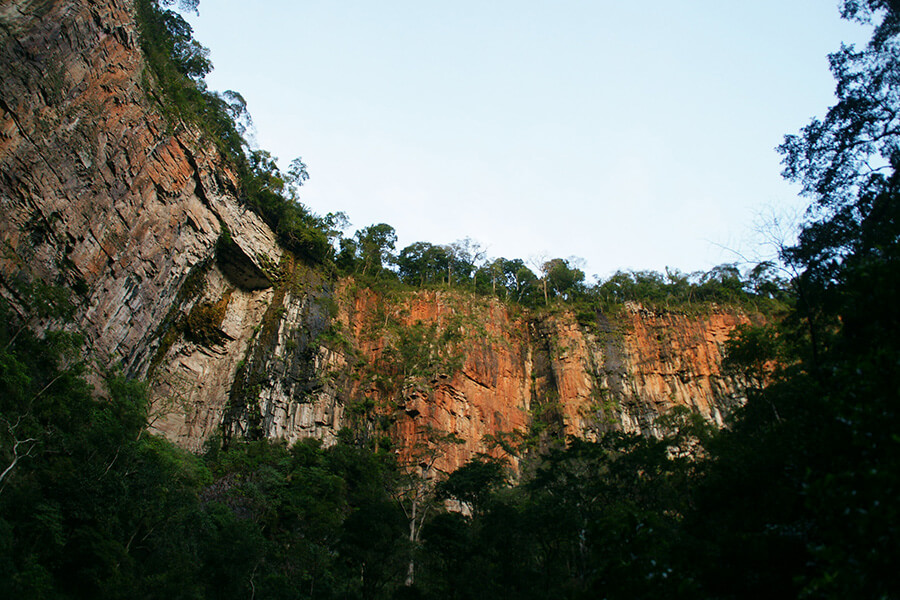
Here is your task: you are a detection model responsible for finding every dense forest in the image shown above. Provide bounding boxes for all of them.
[1,0,898,598]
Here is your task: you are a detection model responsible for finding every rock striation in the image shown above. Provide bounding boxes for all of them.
[0,0,278,378]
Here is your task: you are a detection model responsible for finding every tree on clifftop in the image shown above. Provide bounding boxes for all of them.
[356,223,398,277]
[544,258,585,300]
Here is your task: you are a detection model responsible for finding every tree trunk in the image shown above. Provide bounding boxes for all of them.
[405,495,418,586]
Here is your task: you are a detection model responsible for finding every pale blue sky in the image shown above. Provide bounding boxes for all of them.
[186,1,869,279]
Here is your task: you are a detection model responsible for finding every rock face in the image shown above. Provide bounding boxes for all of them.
[0,0,279,377]
[278,286,757,473]
[0,0,759,473]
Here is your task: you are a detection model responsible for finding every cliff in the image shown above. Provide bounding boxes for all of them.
[144,267,757,473]
[0,0,758,474]
[0,0,279,377]
[303,286,753,472]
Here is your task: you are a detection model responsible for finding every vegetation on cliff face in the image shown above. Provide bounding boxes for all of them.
[1,0,898,598]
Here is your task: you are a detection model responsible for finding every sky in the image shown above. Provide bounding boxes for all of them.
[184,1,871,280]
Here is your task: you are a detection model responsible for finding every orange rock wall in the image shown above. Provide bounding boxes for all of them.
[617,304,753,431]
[337,286,533,473]
[317,285,755,473]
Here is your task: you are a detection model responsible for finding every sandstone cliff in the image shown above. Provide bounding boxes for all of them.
[292,286,754,473]
[0,0,758,473]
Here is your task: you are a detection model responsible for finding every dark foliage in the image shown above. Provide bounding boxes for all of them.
[0,301,408,598]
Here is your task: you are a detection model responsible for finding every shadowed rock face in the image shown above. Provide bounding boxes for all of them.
[1,0,758,473]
